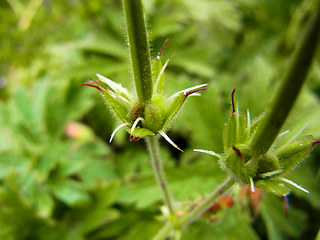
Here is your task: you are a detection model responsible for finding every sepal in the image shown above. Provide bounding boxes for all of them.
[97,74,131,100]
[163,84,207,130]
[101,89,131,123]
[130,127,155,139]
[276,135,314,174]
[255,179,291,197]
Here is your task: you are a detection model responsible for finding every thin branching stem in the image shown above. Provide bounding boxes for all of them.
[178,176,234,225]
[152,177,235,240]
[145,136,174,215]
[152,221,174,240]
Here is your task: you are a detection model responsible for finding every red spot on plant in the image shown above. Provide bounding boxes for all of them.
[201,195,234,217]
[65,123,81,138]
[130,136,140,142]
[239,187,263,215]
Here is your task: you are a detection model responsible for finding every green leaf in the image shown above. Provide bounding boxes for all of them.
[59,181,121,238]
[119,152,226,208]
[117,219,161,240]
[50,179,90,206]
[182,200,259,240]
[33,190,54,218]
[0,156,29,180]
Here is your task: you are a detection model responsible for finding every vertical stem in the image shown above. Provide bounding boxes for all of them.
[122,0,153,103]
[145,136,174,215]
[251,5,320,155]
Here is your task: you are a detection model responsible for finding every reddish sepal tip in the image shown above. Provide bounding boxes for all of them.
[312,140,320,149]
[231,88,236,113]
[81,81,103,93]
[232,146,242,159]
[157,38,170,59]
[185,87,207,97]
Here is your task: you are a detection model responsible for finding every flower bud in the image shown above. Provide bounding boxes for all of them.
[144,102,163,132]
[82,40,206,150]
[198,89,318,198]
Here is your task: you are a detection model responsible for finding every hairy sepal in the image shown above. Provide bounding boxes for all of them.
[101,89,131,123]
[255,179,291,197]
[276,135,314,174]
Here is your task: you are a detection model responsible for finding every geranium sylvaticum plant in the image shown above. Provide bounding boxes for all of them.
[82,0,320,240]
[81,0,206,218]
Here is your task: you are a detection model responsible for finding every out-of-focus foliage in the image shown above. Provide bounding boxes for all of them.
[0,0,319,239]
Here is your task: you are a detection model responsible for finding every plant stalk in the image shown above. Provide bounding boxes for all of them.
[145,136,174,215]
[178,176,234,225]
[122,0,153,103]
[152,177,235,240]
[152,221,174,240]
[251,5,320,155]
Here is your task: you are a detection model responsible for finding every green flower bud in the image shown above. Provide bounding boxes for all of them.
[196,88,319,198]
[222,145,258,184]
[82,40,207,150]
[144,102,163,133]
[256,153,280,178]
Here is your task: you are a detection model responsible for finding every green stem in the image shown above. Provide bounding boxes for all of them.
[152,221,174,240]
[152,177,235,240]
[145,136,174,215]
[251,5,320,155]
[122,0,153,103]
[178,176,234,225]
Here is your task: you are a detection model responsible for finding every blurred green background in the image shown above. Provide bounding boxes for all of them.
[0,0,320,239]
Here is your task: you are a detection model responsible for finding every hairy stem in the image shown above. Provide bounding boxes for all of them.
[178,176,234,225]
[152,221,174,240]
[152,177,235,240]
[122,0,153,103]
[251,4,320,155]
[145,136,174,215]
